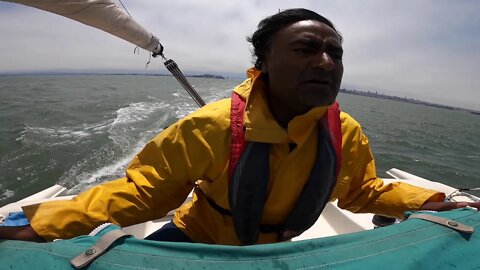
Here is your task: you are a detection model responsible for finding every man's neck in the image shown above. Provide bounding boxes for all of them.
[266,93,310,129]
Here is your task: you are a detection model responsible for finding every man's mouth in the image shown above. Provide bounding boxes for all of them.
[302,79,331,85]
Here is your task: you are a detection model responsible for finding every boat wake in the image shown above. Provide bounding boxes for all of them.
[111,101,168,127]
[0,184,14,201]
[56,101,174,194]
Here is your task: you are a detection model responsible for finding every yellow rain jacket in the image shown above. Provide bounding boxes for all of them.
[23,68,444,244]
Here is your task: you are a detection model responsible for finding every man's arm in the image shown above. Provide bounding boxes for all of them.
[1,99,231,242]
[421,201,480,211]
[337,114,479,217]
[19,108,225,241]
[0,225,44,242]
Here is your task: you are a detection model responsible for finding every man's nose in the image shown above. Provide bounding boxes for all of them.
[312,52,335,70]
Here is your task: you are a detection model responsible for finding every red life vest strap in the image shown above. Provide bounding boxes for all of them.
[228,92,248,179]
[325,102,342,177]
[229,92,342,180]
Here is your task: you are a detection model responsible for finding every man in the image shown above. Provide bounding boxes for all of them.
[1,8,478,245]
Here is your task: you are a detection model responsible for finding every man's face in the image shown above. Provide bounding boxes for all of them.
[262,20,343,115]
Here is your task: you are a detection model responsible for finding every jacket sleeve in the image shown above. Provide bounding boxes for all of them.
[23,111,221,241]
[335,114,445,219]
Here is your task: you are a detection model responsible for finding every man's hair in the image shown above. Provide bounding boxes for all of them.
[247,8,342,70]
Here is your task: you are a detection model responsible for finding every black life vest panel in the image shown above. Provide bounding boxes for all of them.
[227,91,342,245]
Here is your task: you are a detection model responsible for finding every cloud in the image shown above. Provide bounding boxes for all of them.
[0,0,479,110]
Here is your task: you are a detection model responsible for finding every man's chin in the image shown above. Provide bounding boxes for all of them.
[299,87,338,106]
[301,96,336,108]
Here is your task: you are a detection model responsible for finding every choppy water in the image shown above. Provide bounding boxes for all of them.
[1,75,479,206]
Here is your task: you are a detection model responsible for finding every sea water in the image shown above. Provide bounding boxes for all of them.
[0,75,479,206]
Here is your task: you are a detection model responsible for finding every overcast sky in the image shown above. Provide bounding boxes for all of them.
[1,0,479,110]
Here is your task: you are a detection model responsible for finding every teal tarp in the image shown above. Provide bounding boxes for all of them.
[1,208,479,269]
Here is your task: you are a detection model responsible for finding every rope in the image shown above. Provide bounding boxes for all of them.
[446,189,480,202]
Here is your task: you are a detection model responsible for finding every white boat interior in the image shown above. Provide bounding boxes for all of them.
[1,168,477,241]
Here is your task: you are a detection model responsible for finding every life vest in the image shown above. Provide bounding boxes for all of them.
[213,91,342,245]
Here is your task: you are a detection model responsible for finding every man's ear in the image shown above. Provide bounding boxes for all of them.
[260,49,270,73]
[261,60,268,73]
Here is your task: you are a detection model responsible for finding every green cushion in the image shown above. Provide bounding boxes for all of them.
[1,208,478,269]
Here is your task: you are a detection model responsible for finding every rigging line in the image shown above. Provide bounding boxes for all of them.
[170,68,192,90]
[117,0,132,18]
[176,75,205,104]
[114,1,205,108]
[117,1,143,58]
[165,60,206,107]
[172,71,203,104]
[117,1,144,59]
[145,54,152,69]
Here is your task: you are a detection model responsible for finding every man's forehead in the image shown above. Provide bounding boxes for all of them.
[295,20,326,28]
[279,20,341,42]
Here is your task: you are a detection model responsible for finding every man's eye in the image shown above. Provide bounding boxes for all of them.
[329,50,343,61]
[332,53,343,60]
[293,48,313,54]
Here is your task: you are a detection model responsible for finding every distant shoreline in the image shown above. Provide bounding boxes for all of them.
[1,72,478,114]
[340,88,480,115]
[0,72,226,80]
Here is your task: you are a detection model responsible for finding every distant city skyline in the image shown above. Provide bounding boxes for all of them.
[339,88,480,114]
[1,0,479,111]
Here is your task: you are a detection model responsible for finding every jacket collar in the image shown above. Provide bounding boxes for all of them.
[233,68,329,146]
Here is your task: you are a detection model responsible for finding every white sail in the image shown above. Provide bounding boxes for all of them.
[4,0,163,54]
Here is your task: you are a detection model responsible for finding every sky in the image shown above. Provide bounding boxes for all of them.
[0,0,479,111]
